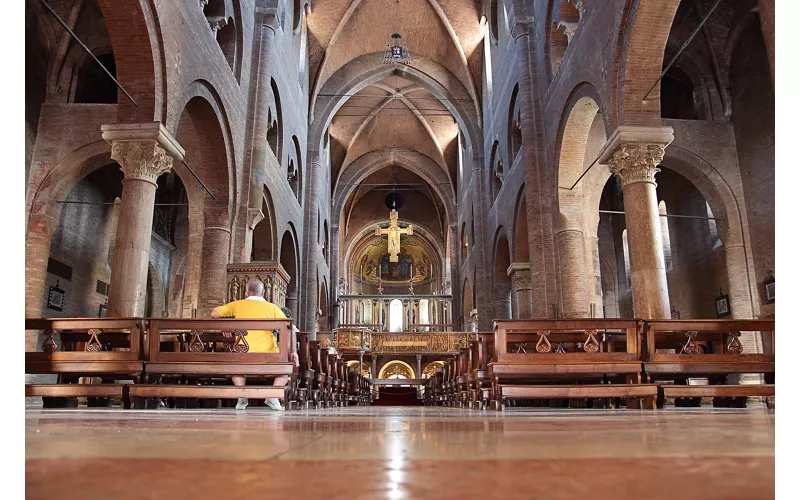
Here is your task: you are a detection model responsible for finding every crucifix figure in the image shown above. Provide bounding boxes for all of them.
[375,209,413,262]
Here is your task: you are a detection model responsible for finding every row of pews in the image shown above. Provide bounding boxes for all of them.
[25,318,372,409]
[423,319,775,410]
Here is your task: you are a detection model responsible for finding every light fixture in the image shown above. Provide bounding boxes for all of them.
[383,33,411,65]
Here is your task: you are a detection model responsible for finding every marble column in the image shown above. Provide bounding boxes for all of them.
[197,206,232,313]
[101,122,184,317]
[507,263,533,319]
[370,354,377,379]
[415,355,422,380]
[600,127,673,319]
[242,14,278,261]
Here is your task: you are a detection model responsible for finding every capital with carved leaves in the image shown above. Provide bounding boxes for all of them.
[101,122,185,187]
[607,144,665,188]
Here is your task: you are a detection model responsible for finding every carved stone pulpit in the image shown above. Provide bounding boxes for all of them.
[226,262,290,308]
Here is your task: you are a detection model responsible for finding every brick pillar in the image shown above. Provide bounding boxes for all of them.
[602,129,672,319]
[514,16,558,317]
[508,263,532,319]
[758,0,774,81]
[101,122,184,317]
[330,224,340,330]
[725,243,761,354]
[243,208,264,262]
[557,222,588,318]
[197,207,231,314]
[301,151,323,334]
[242,14,278,261]
[447,224,460,325]
[25,207,58,331]
[585,212,604,317]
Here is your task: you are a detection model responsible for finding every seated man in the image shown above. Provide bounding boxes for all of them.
[210,279,299,411]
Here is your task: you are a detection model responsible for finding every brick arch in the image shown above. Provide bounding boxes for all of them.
[512,185,529,262]
[96,0,165,122]
[252,187,277,261]
[554,84,606,232]
[615,0,681,127]
[492,227,512,320]
[168,79,237,212]
[279,224,300,308]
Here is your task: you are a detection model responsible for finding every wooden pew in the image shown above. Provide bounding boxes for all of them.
[469,333,494,409]
[295,332,315,409]
[26,318,145,408]
[489,319,656,410]
[643,319,775,408]
[129,319,295,407]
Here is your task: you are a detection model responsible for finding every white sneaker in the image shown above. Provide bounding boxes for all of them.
[265,398,284,411]
[235,398,249,410]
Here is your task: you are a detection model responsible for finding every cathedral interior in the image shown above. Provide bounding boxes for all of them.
[20,0,781,498]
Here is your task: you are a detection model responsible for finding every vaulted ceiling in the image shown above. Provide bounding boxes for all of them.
[307,0,484,234]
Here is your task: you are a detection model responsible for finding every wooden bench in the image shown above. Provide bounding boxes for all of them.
[643,319,775,408]
[26,318,145,408]
[295,332,315,409]
[489,319,656,410]
[130,318,295,408]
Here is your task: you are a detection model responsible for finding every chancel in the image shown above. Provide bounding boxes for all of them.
[21,0,780,498]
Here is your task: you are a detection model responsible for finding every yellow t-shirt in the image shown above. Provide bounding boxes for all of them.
[212,298,287,353]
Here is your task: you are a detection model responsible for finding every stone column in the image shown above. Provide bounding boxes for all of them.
[370,354,377,379]
[600,127,673,319]
[415,354,422,380]
[758,0,774,81]
[330,224,341,328]
[301,151,323,334]
[101,122,184,317]
[507,263,532,319]
[242,14,279,261]
[197,206,232,313]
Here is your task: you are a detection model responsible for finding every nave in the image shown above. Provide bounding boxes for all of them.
[26,406,774,499]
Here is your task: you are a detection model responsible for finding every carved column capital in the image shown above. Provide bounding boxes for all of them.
[102,122,184,187]
[247,208,265,230]
[110,141,174,185]
[510,269,532,291]
[607,144,665,188]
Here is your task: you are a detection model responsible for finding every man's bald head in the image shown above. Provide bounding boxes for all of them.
[246,279,264,297]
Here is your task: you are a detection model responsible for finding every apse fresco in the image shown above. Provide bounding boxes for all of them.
[352,235,440,294]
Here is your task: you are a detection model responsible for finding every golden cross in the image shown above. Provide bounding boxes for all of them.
[375,209,413,262]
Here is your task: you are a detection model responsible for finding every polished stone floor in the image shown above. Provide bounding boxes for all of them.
[26,406,774,499]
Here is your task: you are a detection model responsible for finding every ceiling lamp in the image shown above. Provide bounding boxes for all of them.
[383,33,411,65]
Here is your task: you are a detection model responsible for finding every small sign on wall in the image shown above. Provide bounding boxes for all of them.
[764,271,775,305]
[47,280,65,312]
[715,291,730,318]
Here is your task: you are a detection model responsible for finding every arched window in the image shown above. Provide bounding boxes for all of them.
[659,200,673,272]
[389,299,404,332]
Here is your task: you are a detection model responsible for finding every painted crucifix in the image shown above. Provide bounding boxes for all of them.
[375,209,413,262]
